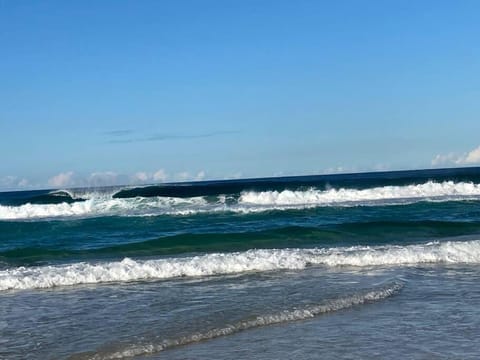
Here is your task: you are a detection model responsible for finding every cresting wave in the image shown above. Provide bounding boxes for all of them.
[239,181,480,205]
[70,281,404,359]
[0,196,208,220]
[2,239,480,291]
[2,181,480,220]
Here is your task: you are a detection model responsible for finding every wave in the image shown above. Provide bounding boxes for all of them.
[0,196,208,220]
[3,167,480,208]
[0,188,117,207]
[111,166,480,199]
[2,239,480,291]
[71,281,403,359]
[239,181,480,205]
[0,187,123,207]
[0,190,81,206]
[3,221,480,264]
[1,181,480,220]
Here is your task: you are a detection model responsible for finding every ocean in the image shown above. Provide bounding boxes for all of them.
[2,167,480,359]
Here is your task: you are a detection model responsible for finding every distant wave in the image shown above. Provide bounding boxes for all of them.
[0,196,208,220]
[239,181,480,205]
[112,166,480,199]
[2,239,480,291]
[0,190,83,206]
[72,281,403,359]
[1,181,480,220]
[0,188,113,207]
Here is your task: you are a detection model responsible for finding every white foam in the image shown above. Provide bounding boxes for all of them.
[73,281,403,359]
[2,181,480,220]
[0,196,208,220]
[2,240,480,291]
[239,181,480,206]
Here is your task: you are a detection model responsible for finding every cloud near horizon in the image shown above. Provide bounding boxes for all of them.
[48,171,76,188]
[432,145,480,166]
[153,169,168,182]
[45,169,208,189]
[0,176,30,190]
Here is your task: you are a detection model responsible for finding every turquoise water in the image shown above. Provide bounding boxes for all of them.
[1,168,480,359]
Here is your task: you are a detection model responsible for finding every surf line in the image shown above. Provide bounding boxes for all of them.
[71,281,404,359]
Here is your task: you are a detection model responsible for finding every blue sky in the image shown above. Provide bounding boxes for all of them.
[1,0,480,190]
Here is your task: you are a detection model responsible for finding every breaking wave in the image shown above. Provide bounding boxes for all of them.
[2,239,480,291]
[2,181,480,220]
[238,181,480,205]
[70,281,404,359]
[0,196,208,220]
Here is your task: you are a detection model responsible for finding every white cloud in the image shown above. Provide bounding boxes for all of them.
[153,169,168,182]
[131,172,150,183]
[88,172,120,187]
[48,171,76,188]
[0,176,17,187]
[17,178,29,187]
[431,153,457,166]
[175,171,191,182]
[464,146,480,164]
[195,170,206,181]
[0,176,30,190]
[47,171,122,188]
[432,145,480,166]
[43,168,207,189]
[172,170,207,182]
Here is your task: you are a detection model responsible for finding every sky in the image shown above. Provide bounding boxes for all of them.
[1,0,480,190]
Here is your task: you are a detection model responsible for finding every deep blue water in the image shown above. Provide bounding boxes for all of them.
[1,167,480,359]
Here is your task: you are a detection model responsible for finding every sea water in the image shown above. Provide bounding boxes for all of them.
[1,167,480,359]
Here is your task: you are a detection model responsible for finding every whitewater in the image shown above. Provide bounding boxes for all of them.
[2,180,480,220]
[2,239,480,291]
[3,168,480,359]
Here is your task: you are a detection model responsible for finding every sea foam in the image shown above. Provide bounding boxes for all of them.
[0,196,208,220]
[2,181,480,220]
[239,181,480,205]
[2,240,480,291]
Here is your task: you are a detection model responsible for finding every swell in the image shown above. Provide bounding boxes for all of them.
[0,190,83,206]
[70,281,404,359]
[2,181,480,220]
[2,239,480,291]
[2,167,480,207]
[238,181,480,206]
[113,167,480,199]
[3,221,480,265]
[0,188,115,206]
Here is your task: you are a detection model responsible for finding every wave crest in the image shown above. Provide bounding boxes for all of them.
[239,181,480,206]
[2,181,480,220]
[0,196,208,220]
[2,240,480,291]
